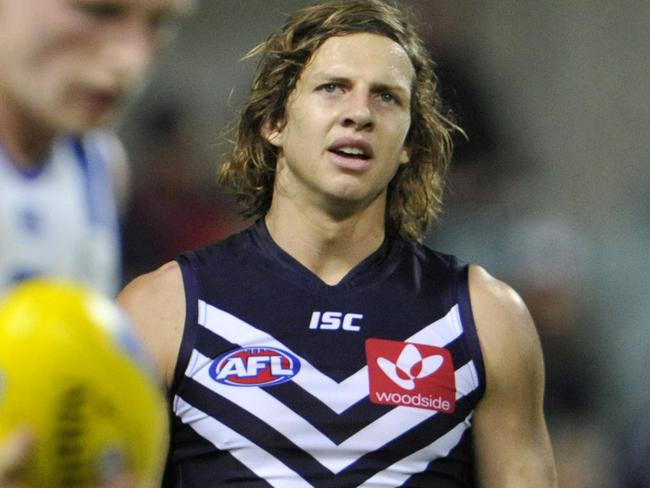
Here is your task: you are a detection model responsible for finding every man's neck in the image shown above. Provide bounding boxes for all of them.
[265,194,387,286]
[0,94,55,168]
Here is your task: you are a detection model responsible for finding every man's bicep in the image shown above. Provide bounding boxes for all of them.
[117,261,186,386]
[472,346,555,487]
[469,265,557,487]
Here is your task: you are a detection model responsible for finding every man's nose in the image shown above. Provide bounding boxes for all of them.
[341,90,374,131]
[105,21,157,82]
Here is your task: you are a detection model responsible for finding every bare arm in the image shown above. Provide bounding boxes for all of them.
[117,261,185,386]
[470,265,557,487]
[0,430,31,488]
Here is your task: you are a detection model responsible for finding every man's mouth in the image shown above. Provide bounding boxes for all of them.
[332,146,371,160]
[80,89,120,118]
[328,139,374,160]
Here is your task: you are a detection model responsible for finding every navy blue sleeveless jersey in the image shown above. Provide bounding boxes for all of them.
[163,220,486,487]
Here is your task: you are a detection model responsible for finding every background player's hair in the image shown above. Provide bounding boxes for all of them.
[219,0,460,241]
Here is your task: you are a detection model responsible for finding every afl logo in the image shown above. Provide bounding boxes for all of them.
[209,347,301,387]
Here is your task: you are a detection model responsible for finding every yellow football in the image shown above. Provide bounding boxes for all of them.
[0,279,168,487]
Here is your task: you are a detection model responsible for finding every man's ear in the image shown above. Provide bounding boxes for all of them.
[398,145,410,165]
[262,120,283,148]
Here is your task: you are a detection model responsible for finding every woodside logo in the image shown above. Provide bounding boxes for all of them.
[365,338,456,413]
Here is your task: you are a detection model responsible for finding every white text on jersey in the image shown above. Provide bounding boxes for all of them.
[308,311,363,332]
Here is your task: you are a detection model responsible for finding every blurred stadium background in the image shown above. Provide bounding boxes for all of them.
[116,2,650,486]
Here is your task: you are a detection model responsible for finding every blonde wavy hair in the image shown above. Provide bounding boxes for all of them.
[219,0,460,242]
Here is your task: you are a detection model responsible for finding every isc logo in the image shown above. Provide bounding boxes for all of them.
[308,311,363,332]
[209,347,301,387]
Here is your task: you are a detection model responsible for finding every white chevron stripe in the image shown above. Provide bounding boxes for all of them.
[198,300,366,413]
[180,349,478,474]
[196,300,468,413]
[357,412,473,487]
[174,396,313,488]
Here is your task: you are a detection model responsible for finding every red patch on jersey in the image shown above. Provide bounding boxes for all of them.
[366,338,456,413]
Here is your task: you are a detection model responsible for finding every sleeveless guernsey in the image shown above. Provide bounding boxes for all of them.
[165,220,485,487]
[0,130,122,296]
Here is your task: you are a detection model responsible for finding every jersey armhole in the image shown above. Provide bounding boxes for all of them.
[455,261,487,401]
[168,252,200,399]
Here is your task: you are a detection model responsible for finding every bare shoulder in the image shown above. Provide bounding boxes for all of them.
[468,264,541,372]
[117,261,185,386]
[118,261,184,313]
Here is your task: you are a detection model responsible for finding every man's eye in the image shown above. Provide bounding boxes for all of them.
[379,92,397,104]
[76,1,125,20]
[321,83,339,93]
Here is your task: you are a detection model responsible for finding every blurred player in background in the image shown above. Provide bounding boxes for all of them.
[0,0,193,297]
[119,0,557,486]
[0,0,192,485]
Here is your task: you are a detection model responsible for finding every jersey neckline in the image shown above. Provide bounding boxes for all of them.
[246,218,402,292]
[0,135,72,180]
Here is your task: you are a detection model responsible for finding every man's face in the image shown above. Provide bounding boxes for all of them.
[0,0,191,132]
[266,32,413,216]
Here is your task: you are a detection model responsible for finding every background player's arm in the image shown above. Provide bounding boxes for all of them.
[469,265,557,487]
[0,429,32,488]
[117,261,185,386]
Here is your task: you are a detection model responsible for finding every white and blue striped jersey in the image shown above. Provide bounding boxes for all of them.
[164,220,486,487]
[0,130,123,297]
